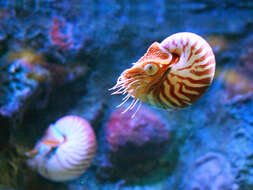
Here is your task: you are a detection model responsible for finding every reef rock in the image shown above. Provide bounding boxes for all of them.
[222,35,253,104]
[187,152,237,190]
[0,57,50,125]
[98,106,171,180]
[239,36,253,79]
[0,51,89,150]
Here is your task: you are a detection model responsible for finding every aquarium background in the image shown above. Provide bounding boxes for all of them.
[0,0,253,189]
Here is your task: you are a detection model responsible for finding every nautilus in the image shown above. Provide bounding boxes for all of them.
[26,115,97,182]
[110,32,216,113]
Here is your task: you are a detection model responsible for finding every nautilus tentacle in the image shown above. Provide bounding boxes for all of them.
[26,115,97,182]
[110,32,216,110]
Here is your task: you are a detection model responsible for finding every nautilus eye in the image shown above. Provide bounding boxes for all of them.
[26,115,97,182]
[144,63,158,75]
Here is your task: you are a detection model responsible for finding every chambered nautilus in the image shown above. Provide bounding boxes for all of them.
[110,32,216,114]
[26,115,97,182]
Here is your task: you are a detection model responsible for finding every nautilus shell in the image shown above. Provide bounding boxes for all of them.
[110,32,216,111]
[26,115,97,182]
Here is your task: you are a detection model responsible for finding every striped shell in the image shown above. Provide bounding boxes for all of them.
[110,32,216,110]
[26,115,97,182]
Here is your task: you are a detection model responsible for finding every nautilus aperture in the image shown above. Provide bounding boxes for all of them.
[110,32,216,110]
[26,115,97,182]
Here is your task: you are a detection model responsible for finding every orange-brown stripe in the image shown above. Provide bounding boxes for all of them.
[190,67,214,77]
[195,45,204,55]
[194,51,213,63]
[196,58,215,69]
[161,85,178,107]
[178,83,193,99]
[170,73,212,85]
[165,78,186,107]
[187,41,198,62]
[183,83,208,95]
[155,85,169,109]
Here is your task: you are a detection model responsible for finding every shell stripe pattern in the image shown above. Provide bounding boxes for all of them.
[150,32,216,108]
[28,116,97,182]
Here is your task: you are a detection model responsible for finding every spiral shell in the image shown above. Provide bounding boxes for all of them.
[110,32,216,110]
[26,115,97,182]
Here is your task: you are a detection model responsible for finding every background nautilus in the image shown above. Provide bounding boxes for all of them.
[26,115,97,182]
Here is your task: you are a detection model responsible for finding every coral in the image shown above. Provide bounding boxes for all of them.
[8,49,45,68]
[0,48,90,127]
[7,49,89,85]
[49,17,74,51]
[0,57,50,124]
[98,106,171,180]
[106,107,170,151]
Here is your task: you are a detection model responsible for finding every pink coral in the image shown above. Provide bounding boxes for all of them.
[98,106,171,179]
[50,17,74,50]
[106,106,170,154]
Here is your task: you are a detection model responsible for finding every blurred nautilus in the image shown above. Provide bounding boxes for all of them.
[110,32,216,113]
[26,115,97,182]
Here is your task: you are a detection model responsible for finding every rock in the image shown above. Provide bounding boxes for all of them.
[187,152,237,190]
[0,56,51,128]
[67,68,109,130]
[207,35,228,54]
[68,95,105,130]
[98,106,171,180]
[235,153,253,190]
[106,107,170,152]
[0,115,10,149]
[221,36,253,104]
[239,35,253,79]
[0,49,89,150]
[222,69,253,103]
